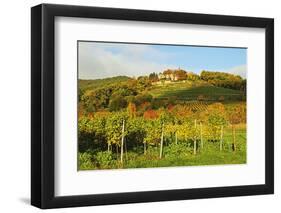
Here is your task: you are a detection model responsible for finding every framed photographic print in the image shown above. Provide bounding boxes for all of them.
[31,3,274,209]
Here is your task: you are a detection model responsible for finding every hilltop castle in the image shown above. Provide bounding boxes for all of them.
[156,68,199,83]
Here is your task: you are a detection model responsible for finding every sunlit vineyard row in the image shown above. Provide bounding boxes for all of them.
[78,102,246,170]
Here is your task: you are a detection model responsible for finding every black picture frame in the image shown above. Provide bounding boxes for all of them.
[31,3,274,209]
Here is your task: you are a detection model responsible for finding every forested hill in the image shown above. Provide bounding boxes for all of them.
[79,76,132,91]
[78,70,246,114]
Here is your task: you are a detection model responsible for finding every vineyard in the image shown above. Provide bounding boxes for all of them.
[77,41,247,170]
[78,74,247,170]
[150,81,244,101]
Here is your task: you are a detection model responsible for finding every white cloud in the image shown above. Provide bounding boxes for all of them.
[78,42,176,79]
[78,42,247,80]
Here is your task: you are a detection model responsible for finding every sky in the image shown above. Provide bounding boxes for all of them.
[78,41,247,80]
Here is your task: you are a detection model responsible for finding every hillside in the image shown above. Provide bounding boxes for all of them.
[78,74,246,170]
[79,76,131,91]
[150,82,243,101]
[79,75,244,102]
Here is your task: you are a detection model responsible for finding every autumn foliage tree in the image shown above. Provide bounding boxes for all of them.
[200,70,245,91]
[143,109,159,120]
[127,102,137,118]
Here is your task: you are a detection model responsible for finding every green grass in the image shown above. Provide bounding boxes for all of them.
[149,82,243,101]
[79,127,246,170]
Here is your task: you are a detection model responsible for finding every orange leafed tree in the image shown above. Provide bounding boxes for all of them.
[143,109,159,120]
[127,102,137,118]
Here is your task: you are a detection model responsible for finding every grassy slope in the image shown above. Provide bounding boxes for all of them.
[149,81,243,100]
[79,76,243,101]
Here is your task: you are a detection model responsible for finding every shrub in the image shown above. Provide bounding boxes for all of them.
[94,151,114,169]
[79,152,94,170]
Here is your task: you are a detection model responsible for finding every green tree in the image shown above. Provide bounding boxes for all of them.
[109,95,127,111]
[148,72,159,82]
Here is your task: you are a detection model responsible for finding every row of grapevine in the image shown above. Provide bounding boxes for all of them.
[78,102,246,163]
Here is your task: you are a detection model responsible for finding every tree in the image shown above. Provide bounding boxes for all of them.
[149,72,158,82]
[174,69,187,81]
[127,102,137,118]
[241,79,247,97]
[81,89,109,112]
[163,69,173,75]
[186,72,199,81]
[200,70,244,90]
[143,109,159,120]
[171,104,193,123]
[136,76,151,91]
[78,88,84,102]
[108,94,127,111]
[134,93,153,106]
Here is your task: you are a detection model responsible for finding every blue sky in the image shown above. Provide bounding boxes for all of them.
[78,41,247,79]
